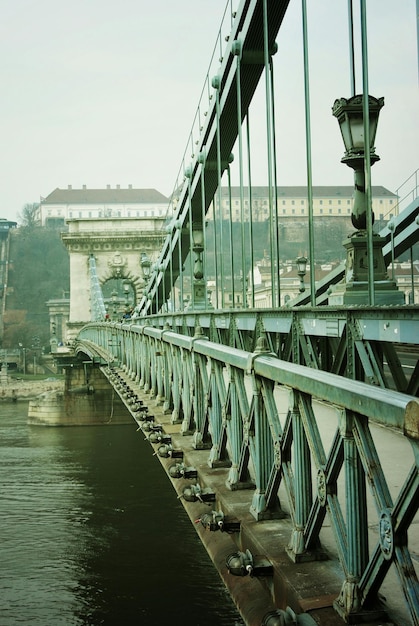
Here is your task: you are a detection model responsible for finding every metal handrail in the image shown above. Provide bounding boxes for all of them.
[77,321,419,624]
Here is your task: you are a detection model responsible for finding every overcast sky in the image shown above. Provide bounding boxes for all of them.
[0,0,417,222]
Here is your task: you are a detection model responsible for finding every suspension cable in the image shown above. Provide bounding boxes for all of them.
[301,0,316,305]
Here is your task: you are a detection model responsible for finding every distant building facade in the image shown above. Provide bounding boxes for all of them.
[209,185,398,223]
[37,184,398,228]
[37,186,170,227]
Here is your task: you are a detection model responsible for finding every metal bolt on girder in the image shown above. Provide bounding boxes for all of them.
[157,444,183,459]
[197,510,241,533]
[226,549,273,577]
[168,463,198,479]
[182,483,215,503]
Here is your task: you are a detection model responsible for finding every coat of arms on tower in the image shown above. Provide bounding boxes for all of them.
[108,251,127,277]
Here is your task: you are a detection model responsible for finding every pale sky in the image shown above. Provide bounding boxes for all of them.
[0,0,417,222]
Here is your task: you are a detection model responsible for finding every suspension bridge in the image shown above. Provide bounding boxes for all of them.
[40,1,419,624]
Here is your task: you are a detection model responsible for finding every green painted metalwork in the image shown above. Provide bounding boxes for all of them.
[132,0,290,313]
[301,1,316,306]
[360,0,375,306]
[76,321,419,623]
[133,306,419,399]
[262,0,276,310]
[232,38,247,311]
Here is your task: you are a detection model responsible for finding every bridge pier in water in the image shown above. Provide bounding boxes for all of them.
[28,359,131,426]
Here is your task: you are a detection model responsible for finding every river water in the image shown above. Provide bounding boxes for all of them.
[0,401,244,626]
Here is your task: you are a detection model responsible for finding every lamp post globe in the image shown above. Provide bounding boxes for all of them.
[332,94,384,230]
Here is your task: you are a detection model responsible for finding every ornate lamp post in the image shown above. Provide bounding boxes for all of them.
[329,94,403,305]
[296,256,308,293]
[333,94,382,230]
[49,322,58,354]
[140,253,151,299]
[187,225,209,310]
[141,253,151,280]
[123,280,130,307]
[111,289,118,320]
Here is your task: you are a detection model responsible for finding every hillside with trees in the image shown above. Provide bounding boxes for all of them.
[3,205,69,350]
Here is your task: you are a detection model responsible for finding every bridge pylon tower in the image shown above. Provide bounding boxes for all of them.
[61,216,166,340]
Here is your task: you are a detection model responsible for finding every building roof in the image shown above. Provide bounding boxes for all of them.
[221,185,397,199]
[41,187,170,205]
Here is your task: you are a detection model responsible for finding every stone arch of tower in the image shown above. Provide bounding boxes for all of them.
[61,218,166,340]
[99,263,143,305]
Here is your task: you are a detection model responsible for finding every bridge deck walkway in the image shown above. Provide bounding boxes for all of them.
[104,365,418,626]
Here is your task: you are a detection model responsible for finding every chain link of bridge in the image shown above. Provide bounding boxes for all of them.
[60,1,419,624]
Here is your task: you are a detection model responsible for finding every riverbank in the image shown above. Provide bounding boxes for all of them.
[0,378,64,401]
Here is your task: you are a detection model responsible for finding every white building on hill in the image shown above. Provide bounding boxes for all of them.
[210,185,398,222]
[37,186,170,227]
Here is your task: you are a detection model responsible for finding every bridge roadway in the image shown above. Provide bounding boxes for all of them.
[100,362,418,626]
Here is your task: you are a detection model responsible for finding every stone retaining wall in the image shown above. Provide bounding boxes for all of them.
[0,380,64,401]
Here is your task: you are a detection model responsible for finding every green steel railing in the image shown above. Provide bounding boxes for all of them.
[77,320,419,624]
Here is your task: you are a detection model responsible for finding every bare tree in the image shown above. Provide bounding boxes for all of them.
[18,203,40,229]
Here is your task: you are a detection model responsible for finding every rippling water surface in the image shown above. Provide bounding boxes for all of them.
[1,402,244,625]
